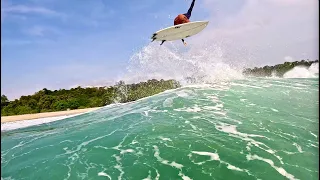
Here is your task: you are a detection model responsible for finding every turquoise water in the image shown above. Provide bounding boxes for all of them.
[1,78,318,180]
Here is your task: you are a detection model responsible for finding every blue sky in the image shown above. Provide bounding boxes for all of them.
[1,0,318,99]
[1,0,211,99]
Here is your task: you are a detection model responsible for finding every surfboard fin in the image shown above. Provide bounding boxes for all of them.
[160,40,166,46]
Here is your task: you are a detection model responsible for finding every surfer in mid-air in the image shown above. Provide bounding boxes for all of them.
[152,0,202,46]
[172,0,196,46]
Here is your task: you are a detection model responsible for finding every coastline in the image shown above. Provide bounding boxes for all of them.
[1,107,100,123]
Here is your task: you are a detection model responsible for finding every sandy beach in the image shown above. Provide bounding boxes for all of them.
[1,107,100,123]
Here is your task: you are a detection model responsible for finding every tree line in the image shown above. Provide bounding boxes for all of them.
[1,79,180,116]
[243,59,318,77]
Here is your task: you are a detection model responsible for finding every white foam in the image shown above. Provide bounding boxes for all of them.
[310,131,318,138]
[143,111,149,117]
[1,107,101,132]
[283,65,318,78]
[185,106,202,112]
[227,164,244,171]
[215,124,266,139]
[309,143,318,148]
[282,151,297,155]
[231,83,263,89]
[246,142,252,151]
[130,140,139,145]
[153,145,191,180]
[246,154,298,180]
[98,172,111,179]
[215,123,284,164]
[176,91,190,97]
[170,161,184,169]
[308,63,319,74]
[189,123,197,131]
[281,132,297,139]
[271,108,279,112]
[203,103,223,111]
[158,136,172,142]
[207,95,220,103]
[142,171,152,180]
[163,97,174,107]
[65,130,117,155]
[120,149,134,154]
[293,143,303,153]
[179,172,193,180]
[190,150,249,175]
[1,114,80,131]
[174,105,202,113]
[155,169,160,180]
[191,151,220,161]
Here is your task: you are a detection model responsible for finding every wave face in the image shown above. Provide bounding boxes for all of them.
[1,77,318,180]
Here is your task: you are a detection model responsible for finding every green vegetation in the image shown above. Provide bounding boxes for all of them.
[1,79,180,116]
[243,59,318,77]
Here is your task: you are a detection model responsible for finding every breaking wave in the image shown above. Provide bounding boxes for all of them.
[283,63,319,79]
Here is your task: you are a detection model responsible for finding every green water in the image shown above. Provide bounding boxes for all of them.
[1,78,318,180]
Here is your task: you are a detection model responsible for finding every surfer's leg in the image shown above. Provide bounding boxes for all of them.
[182,39,187,46]
[160,40,166,46]
[184,0,195,19]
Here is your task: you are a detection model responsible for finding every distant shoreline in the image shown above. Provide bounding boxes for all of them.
[1,107,100,123]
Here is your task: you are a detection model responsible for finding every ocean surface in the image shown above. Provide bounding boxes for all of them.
[1,76,318,180]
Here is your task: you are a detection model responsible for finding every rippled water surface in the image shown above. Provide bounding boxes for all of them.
[1,78,318,180]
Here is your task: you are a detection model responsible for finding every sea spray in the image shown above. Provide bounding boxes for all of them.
[121,43,244,85]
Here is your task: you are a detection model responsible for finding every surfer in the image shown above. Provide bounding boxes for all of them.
[173,0,196,46]
[156,0,197,46]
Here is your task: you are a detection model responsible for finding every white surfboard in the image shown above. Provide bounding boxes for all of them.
[151,21,209,42]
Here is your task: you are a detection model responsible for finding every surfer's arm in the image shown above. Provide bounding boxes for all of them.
[184,0,195,19]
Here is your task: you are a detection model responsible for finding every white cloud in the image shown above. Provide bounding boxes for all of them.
[191,0,319,67]
[25,26,45,36]
[284,56,294,62]
[1,4,66,21]
[3,5,56,14]
[24,25,62,37]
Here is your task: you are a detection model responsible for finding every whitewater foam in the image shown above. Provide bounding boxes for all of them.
[246,154,298,180]
[283,64,318,78]
[1,114,81,132]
